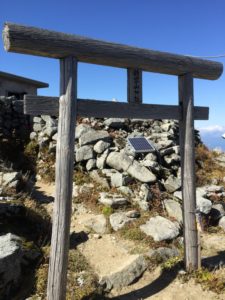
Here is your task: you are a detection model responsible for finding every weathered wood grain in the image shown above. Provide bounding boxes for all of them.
[179,73,199,271]
[127,68,142,103]
[47,57,77,300]
[24,95,209,120]
[3,23,223,80]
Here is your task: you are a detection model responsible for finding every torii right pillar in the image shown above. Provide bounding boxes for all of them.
[179,73,199,271]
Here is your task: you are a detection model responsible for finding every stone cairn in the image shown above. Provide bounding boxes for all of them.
[31,115,225,230]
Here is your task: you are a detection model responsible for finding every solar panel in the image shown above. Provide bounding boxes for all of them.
[128,137,155,153]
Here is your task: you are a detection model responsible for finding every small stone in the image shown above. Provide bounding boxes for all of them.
[219,216,225,231]
[30,132,37,140]
[43,126,57,137]
[117,186,133,196]
[164,175,181,193]
[144,153,157,161]
[52,133,58,141]
[206,185,224,193]
[33,123,42,132]
[33,116,43,123]
[93,234,102,239]
[163,199,183,223]
[103,118,125,128]
[178,269,187,275]
[110,212,135,231]
[139,184,152,202]
[94,141,111,154]
[41,115,54,123]
[98,192,128,208]
[76,145,94,162]
[111,173,132,187]
[83,215,107,234]
[125,210,140,218]
[86,159,96,171]
[96,149,109,169]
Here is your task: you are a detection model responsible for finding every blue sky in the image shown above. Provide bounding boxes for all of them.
[1,0,225,148]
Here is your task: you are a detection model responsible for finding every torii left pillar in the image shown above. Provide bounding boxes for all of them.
[47,56,77,300]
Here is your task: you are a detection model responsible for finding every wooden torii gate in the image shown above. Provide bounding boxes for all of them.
[3,23,223,300]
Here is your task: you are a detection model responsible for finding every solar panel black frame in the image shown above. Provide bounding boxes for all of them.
[127,137,155,153]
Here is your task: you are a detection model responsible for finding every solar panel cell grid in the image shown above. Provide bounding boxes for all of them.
[128,137,155,153]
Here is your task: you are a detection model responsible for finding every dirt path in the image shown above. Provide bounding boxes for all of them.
[109,268,224,300]
[34,180,225,300]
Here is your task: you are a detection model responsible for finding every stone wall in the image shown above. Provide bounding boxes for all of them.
[0,96,31,141]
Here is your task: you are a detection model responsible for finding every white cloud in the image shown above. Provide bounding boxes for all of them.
[197,125,225,134]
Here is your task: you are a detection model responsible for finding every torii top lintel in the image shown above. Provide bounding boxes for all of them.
[2,22,223,80]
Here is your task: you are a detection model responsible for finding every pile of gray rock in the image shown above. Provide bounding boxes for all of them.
[31,116,203,209]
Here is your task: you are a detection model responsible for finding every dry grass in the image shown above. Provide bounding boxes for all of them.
[34,247,104,300]
[180,267,225,294]
[118,212,172,250]
[36,148,56,183]
[195,144,225,187]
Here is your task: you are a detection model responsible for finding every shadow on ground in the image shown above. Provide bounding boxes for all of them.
[30,184,54,203]
[108,266,179,300]
[202,251,225,270]
[70,231,89,248]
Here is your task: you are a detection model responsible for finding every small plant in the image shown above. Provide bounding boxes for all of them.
[180,267,225,294]
[102,206,114,216]
[161,256,181,270]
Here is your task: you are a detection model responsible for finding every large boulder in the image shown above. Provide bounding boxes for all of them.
[140,216,180,242]
[127,160,156,183]
[163,199,183,223]
[76,145,94,162]
[146,247,179,263]
[0,234,23,298]
[75,123,93,139]
[79,130,111,146]
[2,172,20,186]
[163,175,181,193]
[106,152,156,183]
[106,152,133,172]
[99,255,147,290]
